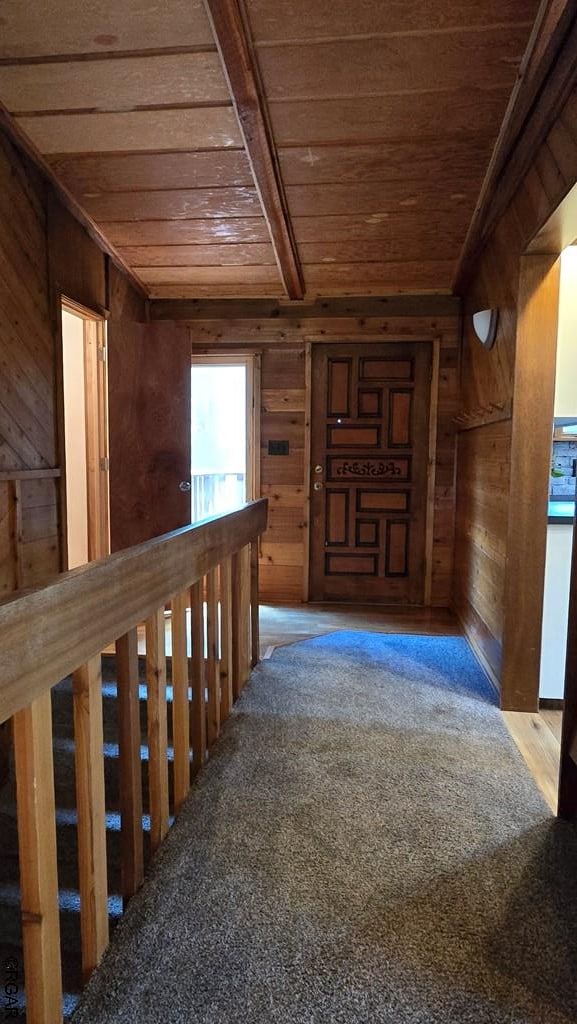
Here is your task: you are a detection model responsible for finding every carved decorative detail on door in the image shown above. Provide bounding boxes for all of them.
[310,343,431,604]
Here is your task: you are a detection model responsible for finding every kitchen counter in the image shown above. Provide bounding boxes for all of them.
[548,500,576,523]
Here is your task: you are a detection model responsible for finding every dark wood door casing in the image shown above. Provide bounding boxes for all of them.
[309,342,432,604]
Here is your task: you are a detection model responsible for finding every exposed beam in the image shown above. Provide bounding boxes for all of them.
[453,0,577,291]
[204,0,304,300]
[149,294,461,321]
[0,102,149,300]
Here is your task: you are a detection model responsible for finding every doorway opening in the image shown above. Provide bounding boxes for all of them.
[190,356,258,524]
[60,300,110,569]
[500,181,577,816]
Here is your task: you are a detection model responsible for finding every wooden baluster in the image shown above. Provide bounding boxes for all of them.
[115,629,144,903]
[219,557,234,722]
[250,541,260,668]
[231,550,242,701]
[73,656,109,982]
[145,609,169,854]
[189,579,206,777]
[13,693,63,1024]
[240,544,252,689]
[205,569,220,747]
[171,591,190,814]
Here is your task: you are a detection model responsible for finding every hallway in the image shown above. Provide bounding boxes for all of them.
[74,631,577,1024]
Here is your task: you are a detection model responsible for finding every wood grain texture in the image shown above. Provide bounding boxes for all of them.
[48,148,253,194]
[247,0,537,41]
[456,10,577,288]
[0,500,268,723]
[255,30,528,100]
[13,692,62,1024]
[455,73,577,702]
[17,108,242,153]
[219,557,234,719]
[82,187,262,222]
[205,568,220,747]
[73,655,109,982]
[145,609,169,854]
[279,144,492,188]
[0,53,230,112]
[0,0,214,58]
[501,255,560,712]
[286,179,479,217]
[454,420,511,685]
[205,0,304,299]
[117,243,276,267]
[188,315,458,606]
[268,89,514,147]
[105,217,271,247]
[115,628,144,902]
[171,590,191,813]
[108,320,191,551]
[189,579,207,775]
[137,265,282,287]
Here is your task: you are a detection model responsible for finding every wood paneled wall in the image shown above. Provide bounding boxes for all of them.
[454,83,577,688]
[0,127,145,600]
[186,305,460,605]
[0,131,60,597]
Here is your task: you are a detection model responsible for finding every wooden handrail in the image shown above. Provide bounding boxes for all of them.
[0,499,267,723]
[3,499,267,1024]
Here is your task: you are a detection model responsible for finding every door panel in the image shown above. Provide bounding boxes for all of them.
[310,342,431,604]
[108,320,191,551]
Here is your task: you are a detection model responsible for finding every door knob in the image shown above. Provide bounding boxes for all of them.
[179,480,192,492]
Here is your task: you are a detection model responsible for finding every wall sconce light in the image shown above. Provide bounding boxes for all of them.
[472,309,499,349]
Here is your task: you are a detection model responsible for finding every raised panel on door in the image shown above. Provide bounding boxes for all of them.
[108,320,191,551]
[310,342,431,604]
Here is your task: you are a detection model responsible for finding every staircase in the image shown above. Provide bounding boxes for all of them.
[0,500,267,1023]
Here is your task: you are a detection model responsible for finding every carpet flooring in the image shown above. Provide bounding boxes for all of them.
[43,634,577,1020]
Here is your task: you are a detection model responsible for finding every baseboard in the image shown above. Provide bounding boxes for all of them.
[539,698,565,710]
[454,607,501,700]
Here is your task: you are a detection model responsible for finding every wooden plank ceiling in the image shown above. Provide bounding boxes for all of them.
[0,0,542,300]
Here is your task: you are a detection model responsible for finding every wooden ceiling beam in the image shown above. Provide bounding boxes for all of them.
[203,0,304,300]
[149,294,461,321]
[453,0,577,290]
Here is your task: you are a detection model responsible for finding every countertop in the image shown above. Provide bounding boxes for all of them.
[549,500,576,524]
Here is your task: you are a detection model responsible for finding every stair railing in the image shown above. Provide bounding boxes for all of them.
[0,498,267,1024]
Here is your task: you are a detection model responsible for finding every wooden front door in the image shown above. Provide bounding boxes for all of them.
[309,342,432,604]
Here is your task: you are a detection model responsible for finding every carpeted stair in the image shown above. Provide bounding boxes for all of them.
[0,654,176,1020]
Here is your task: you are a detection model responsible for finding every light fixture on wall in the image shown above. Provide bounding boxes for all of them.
[472,309,499,349]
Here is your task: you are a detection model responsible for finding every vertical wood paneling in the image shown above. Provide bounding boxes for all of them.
[455,82,577,698]
[190,323,459,608]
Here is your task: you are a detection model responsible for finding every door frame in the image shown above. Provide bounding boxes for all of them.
[58,296,110,568]
[500,182,577,714]
[190,353,261,505]
[303,335,441,605]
